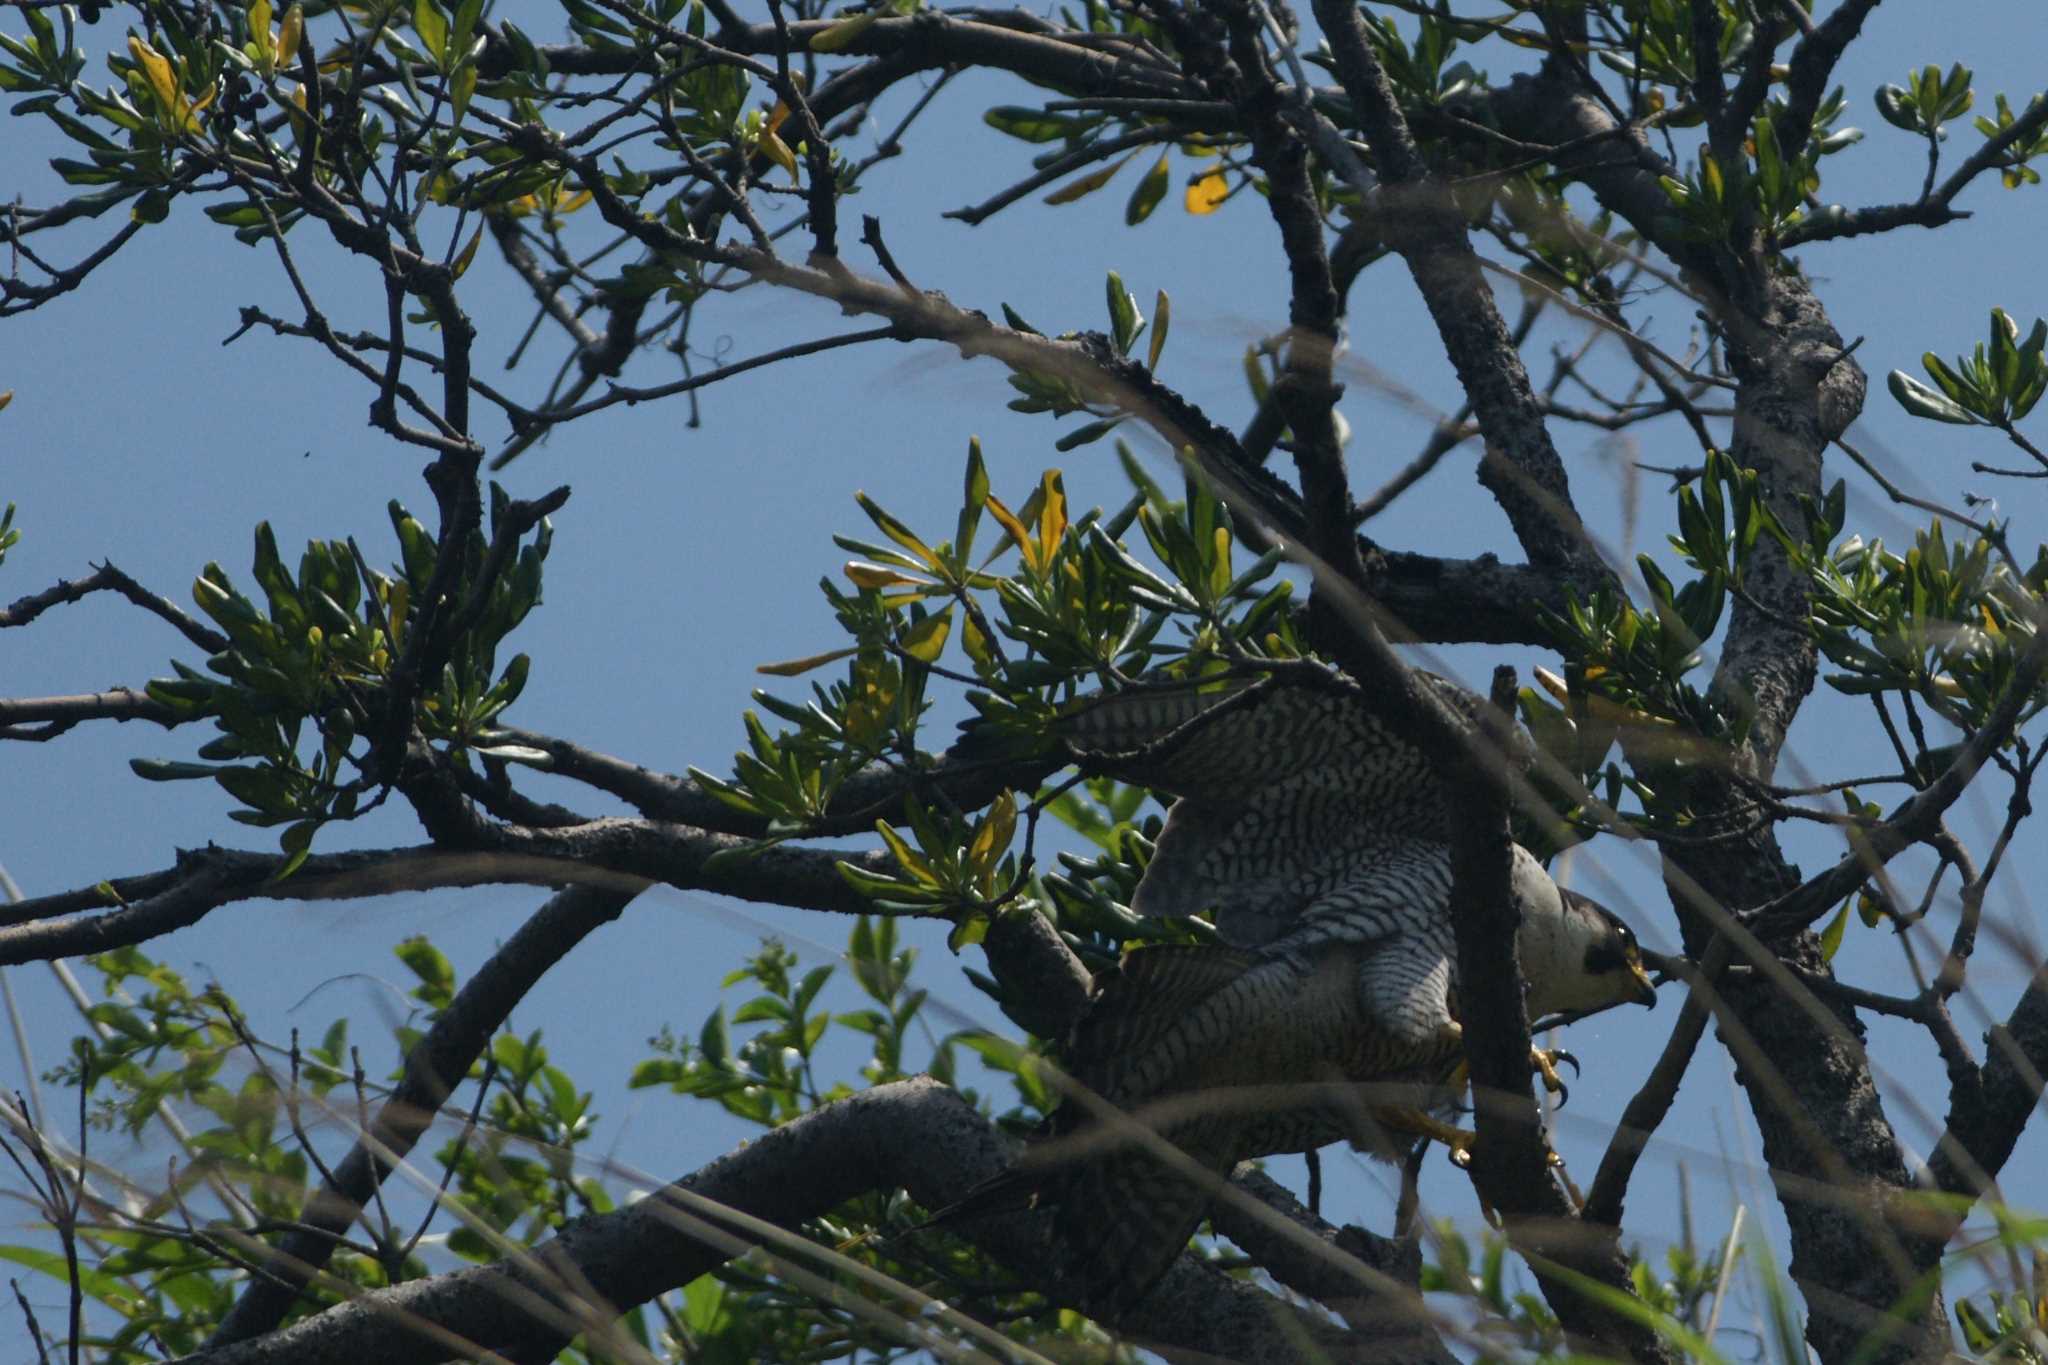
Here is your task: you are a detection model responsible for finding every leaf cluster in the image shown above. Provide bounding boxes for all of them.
[130,490,548,873]
[1891,308,2048,429]
[692,440,1295,961]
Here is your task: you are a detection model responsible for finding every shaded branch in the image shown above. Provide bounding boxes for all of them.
[1583,938,1729,1226]
[179,1079,1429,1365]
[496,725,1059,835]
[0,826,906,967]
[1313,0,1612,586]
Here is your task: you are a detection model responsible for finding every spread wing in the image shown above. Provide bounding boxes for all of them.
[1009,937,1465,1312]
[1056,667,1480,948]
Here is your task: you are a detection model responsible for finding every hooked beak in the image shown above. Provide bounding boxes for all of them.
[1626,957,1659,1007]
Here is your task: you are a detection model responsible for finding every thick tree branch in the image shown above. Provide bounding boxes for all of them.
[1213,1165,1447,1358]
[1776,0,1884,158]
[1925,963,2048,1226]
[0,827,900,966]
[178,1079,1436,1365]
[1312,0,1611,587]
[498,724,1059,836]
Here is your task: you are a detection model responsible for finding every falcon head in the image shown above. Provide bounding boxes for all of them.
[1516,872,1659,1018]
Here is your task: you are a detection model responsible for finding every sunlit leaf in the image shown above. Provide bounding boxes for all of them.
[900,610,952,663]
[1185,169,1229,214]
[756,646,861,676]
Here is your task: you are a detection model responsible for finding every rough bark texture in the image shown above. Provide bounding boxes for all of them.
[176,1080,1448,1365]
[1658,270,1947,1365]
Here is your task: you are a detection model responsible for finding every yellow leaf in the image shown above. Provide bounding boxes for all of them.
[287,82,311,146]
[968,790,1016,881]
[249,0,274,70]
[450,63,476,122]
[844,560,933,590]
[1700,152,1724,201]
[756,646,860,676]
[961,612,991,667]
[854,491,939,569]
[760,129,798,179]
[1818,902,1849,962]
[1184,169,1229,215]
[809,9,878,53]
[983,494,1037,575]
[1045,153,1136,205]
[554,187,592,214]
[1147,289,1171,370]
[901,610,953,664]
[277,2,303,62]
[128,37,193,131]
[1035,469,1067,558]
[763,78,804,139]
[450,224,483,280]
[875,820,939,887]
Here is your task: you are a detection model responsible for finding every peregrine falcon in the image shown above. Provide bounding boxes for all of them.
[961,664,1657,1313]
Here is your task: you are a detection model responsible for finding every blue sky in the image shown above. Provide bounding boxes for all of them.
[3,0,2046,1346]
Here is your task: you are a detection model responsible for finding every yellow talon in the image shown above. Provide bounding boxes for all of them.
[1373,1106,1477,1165]
[1532,1046,1577,1100]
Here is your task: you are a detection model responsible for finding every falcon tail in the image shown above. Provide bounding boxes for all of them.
[932,946,1267,1313]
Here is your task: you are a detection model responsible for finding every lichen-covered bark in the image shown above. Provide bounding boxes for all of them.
[1661,272,1947,1364]
[1462,52,1949,1362]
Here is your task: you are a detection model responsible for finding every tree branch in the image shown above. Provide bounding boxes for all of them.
[207,885,635,1346]
[1312,0,1612,586]
[0,562,229,653]
[178,1079,1434,1365]
[0,690,181,731]
[0,827,904,967]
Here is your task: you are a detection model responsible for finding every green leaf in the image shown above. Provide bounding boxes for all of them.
[983,105,1090,143]
[1818,902,1849,962]
[1125,152,1170,225]
[1056,416,1124,451]
[396,936,456,1008]
[1044,153,1135,205]
[129,758,223,781]
[414,0,449,65]
[1105,271,1143,354]
[1147,290,1171,371]
[1888,370,1978,424]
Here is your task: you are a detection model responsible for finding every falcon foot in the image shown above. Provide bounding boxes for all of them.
[1377,1107,1477,1165]
[1532,1047,1579,1105]
[1443,1047,1579,1105]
